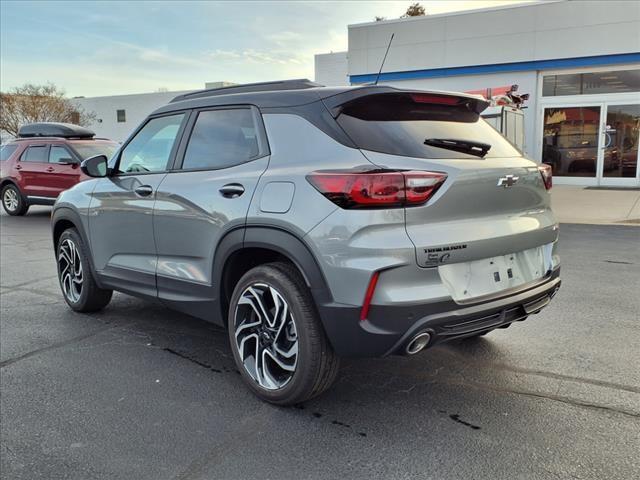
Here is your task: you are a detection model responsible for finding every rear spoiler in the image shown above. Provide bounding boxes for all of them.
[321,86,490,117]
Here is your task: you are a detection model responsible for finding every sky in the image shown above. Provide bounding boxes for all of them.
[1,0,531,97]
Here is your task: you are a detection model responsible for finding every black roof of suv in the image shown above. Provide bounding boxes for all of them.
[152,79,489,149]
[156,79,488,115]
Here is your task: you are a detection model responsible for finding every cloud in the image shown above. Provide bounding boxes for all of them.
[266,31,303,47]
[208,48,305,66]
[208,49,243,60]
[6,0,530,95]
[82,12,120,25]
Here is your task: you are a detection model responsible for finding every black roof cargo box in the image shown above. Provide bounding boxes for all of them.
[18,123,95,139]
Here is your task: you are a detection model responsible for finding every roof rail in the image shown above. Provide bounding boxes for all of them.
[170,79,323,103]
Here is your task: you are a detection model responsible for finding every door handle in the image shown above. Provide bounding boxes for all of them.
[219,183,245,198]
[46,167,55,172]
[134,185,154,197]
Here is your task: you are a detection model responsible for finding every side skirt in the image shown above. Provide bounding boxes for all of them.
[27,195,56,206]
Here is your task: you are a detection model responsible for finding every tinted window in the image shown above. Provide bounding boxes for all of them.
[0,144,18,161]
[543,69,640,96]
[118,114,184,174]
[72,142,118,160]
[22,145,48,162]
[542,106,600,177]
[182,109,259,170]
[336,94,521,159]
[49,146,74,163]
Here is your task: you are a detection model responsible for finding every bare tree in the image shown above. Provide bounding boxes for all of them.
[0,83,95,137]
[375,16,386,21]
[402,2,426,18]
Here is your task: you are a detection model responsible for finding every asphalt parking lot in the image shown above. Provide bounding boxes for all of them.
[1,206,638,480]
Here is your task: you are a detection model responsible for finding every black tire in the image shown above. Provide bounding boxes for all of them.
[56,228,113,312]
[1,184,29,216]
[228,262,339,405]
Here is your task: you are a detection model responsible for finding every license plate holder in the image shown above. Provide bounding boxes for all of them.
[438,244,553,302]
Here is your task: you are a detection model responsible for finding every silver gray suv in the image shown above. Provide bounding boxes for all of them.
[51,80,560,405]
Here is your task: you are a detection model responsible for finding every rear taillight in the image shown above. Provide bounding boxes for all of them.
[306,170,447,209]
[538,164,552,190]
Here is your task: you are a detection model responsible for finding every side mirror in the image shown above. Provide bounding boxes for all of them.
[81,155,109,177]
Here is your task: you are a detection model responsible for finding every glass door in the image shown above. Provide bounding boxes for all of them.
[541,106,602,179]
[600,103,640,185]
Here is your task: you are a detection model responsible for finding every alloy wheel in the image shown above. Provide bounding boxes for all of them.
[233,283,298,390]
[58,238,83,303]
[3,188,19,212]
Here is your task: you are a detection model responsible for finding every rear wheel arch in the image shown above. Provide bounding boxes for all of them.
[1,181,29,215]
[227,261,340,404]
[0,179,24,200]
[215,226,333,325]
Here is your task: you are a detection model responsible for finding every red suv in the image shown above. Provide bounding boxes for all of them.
[0,123,118,216]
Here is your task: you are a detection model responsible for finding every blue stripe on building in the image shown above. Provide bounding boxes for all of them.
[349,53,640,84]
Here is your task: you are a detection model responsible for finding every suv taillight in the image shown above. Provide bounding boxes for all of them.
[306,170,447,209]
[538,164,552,190]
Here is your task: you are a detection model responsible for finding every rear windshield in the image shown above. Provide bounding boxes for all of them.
[336,93,521,159]
[72,142,119,160]
[0,144,19,161]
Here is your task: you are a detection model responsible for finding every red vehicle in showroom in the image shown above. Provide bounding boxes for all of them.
[0,123,118,215]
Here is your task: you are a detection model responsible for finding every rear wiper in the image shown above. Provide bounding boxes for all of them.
[424,138,491,158]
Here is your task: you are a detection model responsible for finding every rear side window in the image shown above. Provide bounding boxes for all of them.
[118,114,184,174]
[182,109,259,170]
[0,144,18,161]
[336,93,521,159]
[21,145,48,162]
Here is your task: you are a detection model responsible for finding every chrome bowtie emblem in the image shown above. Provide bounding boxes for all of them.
[497,175,519,188]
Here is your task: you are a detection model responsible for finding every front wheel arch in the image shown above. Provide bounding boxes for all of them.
[51,208,104,289]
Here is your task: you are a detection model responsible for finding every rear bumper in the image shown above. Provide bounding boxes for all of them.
[317,267,561,358]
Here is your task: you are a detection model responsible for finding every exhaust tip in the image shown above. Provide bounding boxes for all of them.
[405,332,431,355]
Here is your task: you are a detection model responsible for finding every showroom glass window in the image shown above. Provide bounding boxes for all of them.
[182,109,260,170]
[542,107,601,177]
[543,69,640,96]
[602,104,640,178]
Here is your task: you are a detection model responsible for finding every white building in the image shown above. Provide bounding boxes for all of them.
[73,82,235,143]
[315,0,640,187]
[73,90,190,143]
[314,52,348,86]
